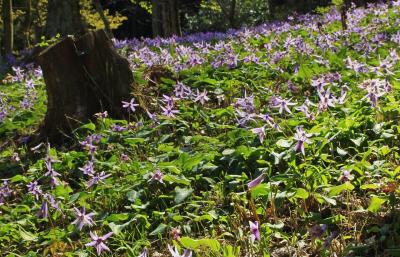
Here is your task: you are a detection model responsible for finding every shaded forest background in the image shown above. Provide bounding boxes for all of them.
[0,0,385,65]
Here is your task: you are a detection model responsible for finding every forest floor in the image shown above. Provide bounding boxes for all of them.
[1,2,400,257]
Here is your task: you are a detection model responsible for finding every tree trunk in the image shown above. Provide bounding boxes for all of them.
[2,0,13,56]
[228,0,236,28]
[45,0,87,38]
[151,0,163,37]
[36,30,134,143]
[341,0,351,30]
[24,0,32,48]
[152,0,181,38]
[168,0,181,37]
[92,0,113,38]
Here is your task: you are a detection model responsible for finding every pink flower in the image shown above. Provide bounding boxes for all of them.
[168,244,192,257]
[86,231,113,255]
[149,169,164,184]
[251,126,266,144]
[122,98,139,112]
[248,174,265,189]
[249,221,261,242]
[71,207,96,231]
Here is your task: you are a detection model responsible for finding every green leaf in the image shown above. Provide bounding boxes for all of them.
[11,175,28,183]
[251,183,270,198]
[351,137,364,147]
[174,187,194,204]
[336,147,348,156]
[222,149,235,155]
[328,182,354,197]
[164,175,191,186]
[292,188,309,199]
[149,223,167,236]
[54,185,73,199]
[367,196,387,213]
[276,139,292,148]
[194,214,214,222]
[108,220,133,235]
[266,221,284,229]
[360,184,380,190]
[19,229,37,241]
[107,213,130,222]
[126,190,140,202]
[180,237,220,251]
[80,123,96,131]
[124,138,145,145]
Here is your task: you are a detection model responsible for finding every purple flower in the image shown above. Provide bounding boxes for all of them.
[122,98,139,112]
[161,104,179,118]
[270,96,296,114]
[80,134,102,155]
[48,194,61,211]
[37,200,48,219]
[0,180,12,204]
[0,109,7,122]
[249,221,261,242]
[25,79,35,89]
[11,66,24,82]
[149,168,164,184]
[170,226,182,240]
[11,153,20,162]
[317,88,336,112]
[174,82,192,99]
[87,171,111,188]
[162,95,175,106]
[86,231,113,255]
[94,111,108,119]
[71,207,96,230]
[44,160,61,187]
[248,173,266,189]
[293,126,312,155]
[339,170,354,182]
[323,232,337,248]
[79,161,95,176]
[111,124,127,132]
[259,113,281,131]
[146,110,159,123]
[167,245,192,257]
[309,224,327,239]
[138,249,148,257]
[120,154,129,162]
[235,111,257,127]
[359,79,386,107]
[251,126,266,144]
[193,89,210,105]
[27,181,42,200]
[296,100,316,120]
[233,93,255,113]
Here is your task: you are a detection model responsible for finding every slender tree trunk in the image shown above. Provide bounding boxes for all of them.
[151,0,163,37]
[24,0,32,48]
[216,0,237,29]
[268,0,274,20]
[152,0,181,38]
[168,0,181,36]
[341,0,351,30]
[228,0,236,28]
[2,0,13,56]
[45,0,87,38]
[92,0,113,38]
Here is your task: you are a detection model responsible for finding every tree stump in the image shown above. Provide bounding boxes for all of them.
[36,29,133,143]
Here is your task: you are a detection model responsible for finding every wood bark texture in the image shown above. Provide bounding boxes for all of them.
[36,30,134,143]
[45,0,86,38]
[2,0,13,55]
